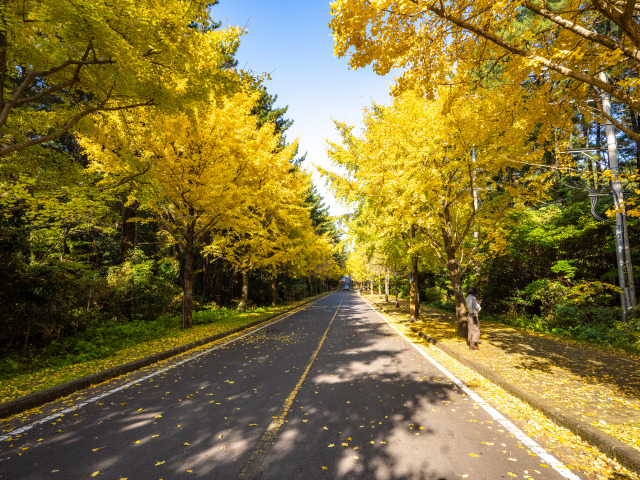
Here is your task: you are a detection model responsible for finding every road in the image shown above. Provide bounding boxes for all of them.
[0,285,580,479]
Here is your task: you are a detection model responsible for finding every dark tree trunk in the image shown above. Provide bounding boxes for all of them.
[448,261,467,339]
[121,202,137,262]
[394,264,399,308]
[583,124,596,191]
[271,271,278,306]
[214,259,224,307]
[596,121,603,190]
[410,254,420,320]
[0,27,7,112]
[181,225,196,329]
[630,112,640,187]
[384,268,389,303]
[238,270,249,311]
[440,204,467,337]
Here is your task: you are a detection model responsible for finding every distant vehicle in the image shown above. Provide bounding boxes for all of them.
[343,285,349,290]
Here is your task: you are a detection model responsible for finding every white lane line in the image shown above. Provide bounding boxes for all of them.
[365,301,581,480]
[0,296,333,443]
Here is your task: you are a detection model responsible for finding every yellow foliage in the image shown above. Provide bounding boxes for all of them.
[329,0,640,128]
[0,0,241,157]
[324,84,569,317]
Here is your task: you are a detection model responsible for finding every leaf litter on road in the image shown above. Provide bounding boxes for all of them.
[368,296,640,480]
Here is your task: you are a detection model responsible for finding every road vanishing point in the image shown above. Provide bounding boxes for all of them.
[1,282,581,479]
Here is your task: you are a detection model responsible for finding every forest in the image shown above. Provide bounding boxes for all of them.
[326,0,640,355]
[2,0,640,399]
[0,0,343,388]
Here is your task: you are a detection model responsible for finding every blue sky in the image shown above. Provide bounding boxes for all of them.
[212,0,396,216]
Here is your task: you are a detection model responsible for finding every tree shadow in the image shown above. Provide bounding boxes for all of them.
[0,296,564,479]
[481,327,640,398]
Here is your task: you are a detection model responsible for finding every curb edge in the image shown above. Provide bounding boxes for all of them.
[408,326,640,475]
[0,293,331,420]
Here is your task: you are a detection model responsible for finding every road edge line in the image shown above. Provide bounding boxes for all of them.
[407,324,640,476]
[0,292,334,421]
[361,296,581,480]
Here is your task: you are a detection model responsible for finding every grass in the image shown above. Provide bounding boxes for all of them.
[363,293,640,458]
[0,294,328,404]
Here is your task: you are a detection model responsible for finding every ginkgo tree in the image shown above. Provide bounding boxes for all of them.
[213,167,327,311]
[325,85,569,336]
[80,90,299,328]
[0,0,240,158]
[330,0,640,140]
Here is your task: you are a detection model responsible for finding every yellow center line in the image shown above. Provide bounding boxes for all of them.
[238,297,344,479]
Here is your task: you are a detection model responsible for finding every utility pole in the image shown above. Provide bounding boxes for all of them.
[599,72,635,320]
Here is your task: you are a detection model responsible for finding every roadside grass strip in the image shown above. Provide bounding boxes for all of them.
[365,300,581,480]
[0,295,331,442]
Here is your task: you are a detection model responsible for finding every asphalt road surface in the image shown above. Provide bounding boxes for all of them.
[0,287,581,479]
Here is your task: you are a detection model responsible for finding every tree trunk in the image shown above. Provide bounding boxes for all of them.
[121,201,137,262]
[394,264,399,308]
[384,268,390,303]
[410,254,420,320]
[378,270,382,298]
[622,214,637,307]
[446,258,467,338]
[214,259,224,307]
[596,121,602,190]
[271,272,278,307]
[182,228,195,329]
[630,111,640,168]
[238,270,249,311]
[0,27,7,114]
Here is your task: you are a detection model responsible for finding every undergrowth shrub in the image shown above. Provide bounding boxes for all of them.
[107,248,180,321]
[0,261,110,352]
[0,316,180,376]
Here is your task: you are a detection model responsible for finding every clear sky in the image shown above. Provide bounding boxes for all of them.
[212,0,396,217]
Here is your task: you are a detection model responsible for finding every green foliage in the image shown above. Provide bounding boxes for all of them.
[42,318,174,367]
[422,286,446,304]
[192,305,237,325]
[492,312,639,355]
[107,248,180,320]
[0,260,109,352]
[550,260,577,280]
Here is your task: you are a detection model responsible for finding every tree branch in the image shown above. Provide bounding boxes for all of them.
[591,0,640,46]
[0,46,114,128]
[523,1,640,63]
[0,203,27,215]
[98,163,153,191]
[409,0,640,112]
[0,100,153,157]
[592,97,640,142]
